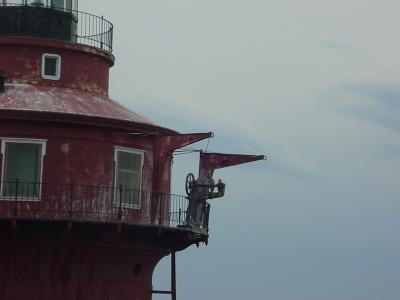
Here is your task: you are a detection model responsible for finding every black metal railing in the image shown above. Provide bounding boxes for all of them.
[0,181,195,228]
[0,2,113,52]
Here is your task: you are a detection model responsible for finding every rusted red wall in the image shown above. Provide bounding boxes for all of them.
[0,244,160,300]
[0,119,153,186]
[0,37,114,95]
[0,119,159,223]
[0,221,173,300]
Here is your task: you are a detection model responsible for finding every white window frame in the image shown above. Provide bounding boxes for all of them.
[0,138,47,201]
[114,147,144,209]
[41,53,61,81]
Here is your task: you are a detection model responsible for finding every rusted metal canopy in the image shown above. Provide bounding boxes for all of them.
[0,83,176,133]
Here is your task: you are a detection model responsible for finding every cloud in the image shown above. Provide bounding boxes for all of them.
[334,81,400,134]
[319,41,350,50]
[373,142,400,160]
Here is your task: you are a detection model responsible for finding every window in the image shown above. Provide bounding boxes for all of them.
[1,139,46,198]
[29,1,44,6]
[41,54,61,80]
[51,0,76,11]
[114,147,144,208]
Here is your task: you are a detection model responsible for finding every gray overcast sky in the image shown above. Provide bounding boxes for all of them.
[82,1,400,299]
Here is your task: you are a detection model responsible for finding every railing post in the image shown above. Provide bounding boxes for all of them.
[178,208,182,226]
[13,179,19,217]
[68,181,74,218]
[100,16,104,49]
[118,184,123,220]
[110,25,113,52]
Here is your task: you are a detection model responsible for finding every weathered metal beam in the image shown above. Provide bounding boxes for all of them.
[151,251,177,300]
[172,251,177,300]
[199,151,266,180]
[152,133,213,224]
[152,290,172,294]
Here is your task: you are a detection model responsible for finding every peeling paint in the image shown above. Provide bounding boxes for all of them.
[0,37,114,95]
[61,143,70,155]
[0,84,156,126]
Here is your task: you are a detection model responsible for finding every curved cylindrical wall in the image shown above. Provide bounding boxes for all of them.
[0,37,114,95]
[0,118,162,224]
[0,221,172,300]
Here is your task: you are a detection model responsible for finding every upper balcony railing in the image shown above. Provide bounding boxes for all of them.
[0,181,210,232]
[0,1,113,52]
[0,180,187,227]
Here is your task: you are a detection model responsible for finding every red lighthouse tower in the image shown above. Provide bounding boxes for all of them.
[0,1,264,299]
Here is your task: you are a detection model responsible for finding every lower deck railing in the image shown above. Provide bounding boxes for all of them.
[0,181,195,229]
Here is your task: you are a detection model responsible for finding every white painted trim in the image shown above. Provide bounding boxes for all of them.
[41,53,61,81]
[113,147,144,209]
[0,138,47,200]
[0,138,47,155]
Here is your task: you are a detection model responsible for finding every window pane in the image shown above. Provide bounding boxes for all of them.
[116,171,140,206]
[117,171,140,190]
[52,0,64,9]
[29,0,44,6]
[65,0,72,10]
[117,151,141,171]
[44,57,57,76]
[4,143,41,197]
[116,150,142,206]
[116,187,140,207]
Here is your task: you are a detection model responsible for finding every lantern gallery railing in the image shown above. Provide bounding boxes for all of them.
[0,181,211,230]
[0,2,113,52]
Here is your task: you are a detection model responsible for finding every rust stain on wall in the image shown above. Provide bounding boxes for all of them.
[61,143,70,155]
